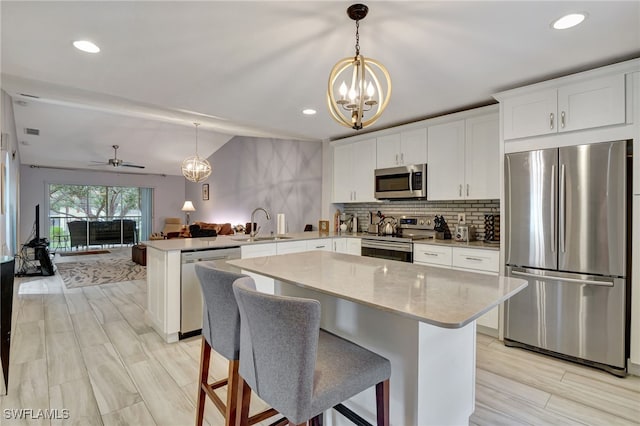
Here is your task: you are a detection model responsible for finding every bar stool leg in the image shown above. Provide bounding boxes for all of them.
[376,379,390,426]
[225,360,240,426]
[196,336,211,426]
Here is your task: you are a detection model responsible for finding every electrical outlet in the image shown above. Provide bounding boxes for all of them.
[457,213,466,224]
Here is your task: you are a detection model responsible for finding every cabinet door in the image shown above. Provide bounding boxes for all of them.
[465,113,499,199]
[351,138,377,202]
[333,143,353,202]
[346,238,361,256]
[558,74,626,133]
[333,238,347,253]
[376,133,401,169]
[502,89,557,140]
[400,128,427,166]
[427,120,465,200]
[241,243,277,294]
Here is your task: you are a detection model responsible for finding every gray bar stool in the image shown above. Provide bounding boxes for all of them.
[194,264,279,426]
[233,279,391,426]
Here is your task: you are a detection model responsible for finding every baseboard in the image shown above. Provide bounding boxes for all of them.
[477,325,498,338]
[628,360,640,377]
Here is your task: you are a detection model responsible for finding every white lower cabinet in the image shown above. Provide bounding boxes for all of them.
[305,239,333,252]
[413,244,452,268]
[241,243,277,294]
[413,243,500,333]
[346,238,361,256]
[334,237,362,255]
[276,240,307,255]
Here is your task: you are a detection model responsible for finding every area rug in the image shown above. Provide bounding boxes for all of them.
[57,258,146,288]
[59,250,111,257]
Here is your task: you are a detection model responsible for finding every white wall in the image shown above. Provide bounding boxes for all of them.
[1,90,21,257]
[185,136,322,234]
[19,166,185,245]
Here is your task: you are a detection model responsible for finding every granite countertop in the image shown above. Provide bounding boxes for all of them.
[228,251,526,329]
[143,231,500,252]
[143,231,352,251]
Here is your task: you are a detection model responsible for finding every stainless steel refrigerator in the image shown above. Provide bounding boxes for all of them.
[504,140,629,376]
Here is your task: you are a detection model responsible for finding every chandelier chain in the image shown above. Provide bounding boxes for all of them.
[354,20,360,56]
[194,122,200,156]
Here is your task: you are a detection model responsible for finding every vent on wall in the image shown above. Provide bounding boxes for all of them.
[24,128,40,136]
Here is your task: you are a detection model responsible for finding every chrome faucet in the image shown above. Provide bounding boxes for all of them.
[250,207,271,238]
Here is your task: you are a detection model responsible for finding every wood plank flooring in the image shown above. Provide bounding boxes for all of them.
[1,249,638,425]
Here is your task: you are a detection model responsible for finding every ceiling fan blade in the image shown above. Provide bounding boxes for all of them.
[121,164,146,169]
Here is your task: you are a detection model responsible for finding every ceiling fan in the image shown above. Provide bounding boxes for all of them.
[90,145,145,169]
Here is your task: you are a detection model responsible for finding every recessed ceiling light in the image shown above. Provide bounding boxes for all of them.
[73,40,100,53]
[302,109,317,115]
[552,13,587,30]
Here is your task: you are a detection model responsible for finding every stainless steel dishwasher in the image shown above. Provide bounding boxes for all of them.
[180,246,241,339]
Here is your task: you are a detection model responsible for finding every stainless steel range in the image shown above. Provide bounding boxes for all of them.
[361,215,435,263]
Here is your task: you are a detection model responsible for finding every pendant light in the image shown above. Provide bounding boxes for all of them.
[181,122,212,183]
[327,3,391,130]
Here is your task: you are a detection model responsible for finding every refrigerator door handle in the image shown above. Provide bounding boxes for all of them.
[559,163,566,253]
[510,270,614,287]
[550,164,556,252]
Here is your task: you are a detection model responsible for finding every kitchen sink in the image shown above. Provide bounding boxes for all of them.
[231,236,294,242]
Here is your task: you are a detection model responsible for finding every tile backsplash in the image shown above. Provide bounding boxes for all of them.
[340,199,500,241]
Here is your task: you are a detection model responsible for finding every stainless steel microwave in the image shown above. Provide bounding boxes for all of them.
[374,164,427,199]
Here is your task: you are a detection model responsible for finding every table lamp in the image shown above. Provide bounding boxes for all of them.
[181,201,196,225]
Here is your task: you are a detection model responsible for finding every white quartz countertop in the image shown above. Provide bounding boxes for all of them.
[143,232,349,251]
[227,251,526,329]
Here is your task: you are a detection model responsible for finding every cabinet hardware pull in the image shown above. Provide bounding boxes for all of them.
[423,252,438,256]
[465,257,483,261]
[550,112,554,129]
[561,111,566,128]
[400,153,404,163]
[466,184,469,196]
[459,184,462,197]
[395,154,398,164]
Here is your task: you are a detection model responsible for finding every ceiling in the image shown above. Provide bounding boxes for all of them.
[2,1,639,176]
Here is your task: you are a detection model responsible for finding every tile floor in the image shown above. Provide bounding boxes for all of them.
[0,248,638,425]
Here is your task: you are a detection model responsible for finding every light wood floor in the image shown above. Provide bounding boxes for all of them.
[1,249,638,425]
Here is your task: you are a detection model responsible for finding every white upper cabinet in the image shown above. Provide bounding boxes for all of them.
[427,111,499,201]
[376,128,427,169]
[427,120,465,201]
[465,113,500,199]
[502,74,626,140]
[332,138,377,203]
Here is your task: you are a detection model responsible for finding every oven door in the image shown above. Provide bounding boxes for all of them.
[361,239,413,263]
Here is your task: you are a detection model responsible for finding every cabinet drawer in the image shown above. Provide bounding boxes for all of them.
[306,239,332,252]
[413,244,452,266]
[452,248,499,272]
[276,241,307,255]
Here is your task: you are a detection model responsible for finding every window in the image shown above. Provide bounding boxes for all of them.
[48,184,153,250]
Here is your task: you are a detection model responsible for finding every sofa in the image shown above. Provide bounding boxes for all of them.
[68,220,138,249]
[192,221,234,236]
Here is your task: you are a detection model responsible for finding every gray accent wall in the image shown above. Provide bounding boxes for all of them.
[185,136,322,235]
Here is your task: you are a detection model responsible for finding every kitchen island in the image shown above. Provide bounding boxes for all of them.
[228,251,527,426]
[144,232,358,342]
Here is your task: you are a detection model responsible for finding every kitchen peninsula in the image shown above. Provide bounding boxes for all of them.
[144,232,360,342]
[229,251,527,426]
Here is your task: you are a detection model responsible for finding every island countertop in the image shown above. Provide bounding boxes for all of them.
[143,232,351,251]
[227,251,526,329]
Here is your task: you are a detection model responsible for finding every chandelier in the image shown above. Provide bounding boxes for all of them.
[327,3,391,130]
[181,122,212,183]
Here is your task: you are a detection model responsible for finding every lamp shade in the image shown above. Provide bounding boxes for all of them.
[181,201,196,212]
